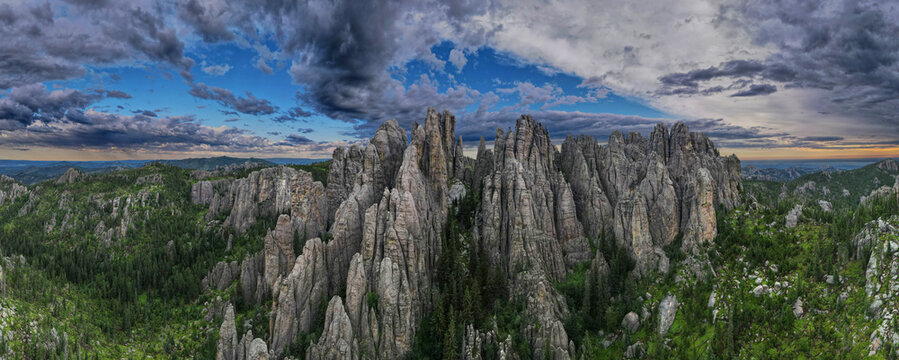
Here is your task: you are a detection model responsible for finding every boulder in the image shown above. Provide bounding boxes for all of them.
[622,312,640,334]
[785,205,802,228]
[658,295,679,335]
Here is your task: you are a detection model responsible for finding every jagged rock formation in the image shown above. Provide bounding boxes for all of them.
[322,120,408,295]
[475,115,591,359]
[855,216,899,355]
[202,260,241,292]
[878,159,898,172]
[325,119,407,225]
[0,176,28,207]
[479,115,590,282]
[463,322,516,360]
[191,166,327,236]
[217,304,238,360]
[209,108,740,360]
[560,123,740,276]
[56,168,84,184]
[269,237,328,357]
[239,252,266,305]
[264,215,297,294]
[306,296,360,360]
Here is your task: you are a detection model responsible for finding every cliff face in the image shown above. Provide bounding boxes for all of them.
[208,108,741,360]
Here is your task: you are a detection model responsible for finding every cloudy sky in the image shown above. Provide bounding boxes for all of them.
[0,0,897,160]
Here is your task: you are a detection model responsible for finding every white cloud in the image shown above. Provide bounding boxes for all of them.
[201,62,232,76]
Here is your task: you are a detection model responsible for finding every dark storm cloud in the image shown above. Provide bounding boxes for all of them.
[658,59,793,96]
[288,107,312,118]
[213,0,494,135]
[0,84,99,129]
[271,107,313,123]
[0,83,313,153]
[177,0,234,43]
[659,60,767,88]
[104,90,132,99]
[133,109,158,117]
[661,0,899,128]
[281,134,314,145]
[0,1,194,90]
[731,84,777,97]
[189,82,278,116]
[800,136,844,142]
[1,112,273,152]
[0,52,87,89]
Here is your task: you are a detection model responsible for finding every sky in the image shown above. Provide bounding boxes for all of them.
[0,0,898,161]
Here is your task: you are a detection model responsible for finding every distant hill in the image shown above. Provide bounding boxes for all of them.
[6,162,125,185]
[745,158,899,208]
[0,157,327,184]
[159,156,275,170]
[742,164,828,181]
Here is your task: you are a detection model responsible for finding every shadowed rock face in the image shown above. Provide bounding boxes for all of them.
[209,108,740,360]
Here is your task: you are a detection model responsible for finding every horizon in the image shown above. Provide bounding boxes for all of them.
[1,1,898,161]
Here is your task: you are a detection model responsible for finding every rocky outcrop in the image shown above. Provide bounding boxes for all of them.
[622,312,640,334]
[269,237,328,357]
[233,214,302,306]
[0,176,28,207]
[680,168,716,255]
[217,304,238,360]
[202,260,241,292]
[472,137,494,195]
[307,108,462,359]
[479,115,590,283]
[658,294,679,336]
[263,215,297,294]
[191,166,327,236]
[236,330,268,360]
[325,119,407,225]
[322,120,409,294]
[877,159,898,172]
[476,116,587,359]
[239,252,266,305]
[560,122,741,277]
[819,200,833,212]
[306,296,360,360]
[855,216,899,355]
[613,195,667,276]
[208,109,740,359]
[56,168,84,184]
[518,271,575,360]
[786,205,802,228]
[463,322,516,360]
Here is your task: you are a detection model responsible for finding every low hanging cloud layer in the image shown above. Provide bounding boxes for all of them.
[0,82,351,156]
[0,0,897,158]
